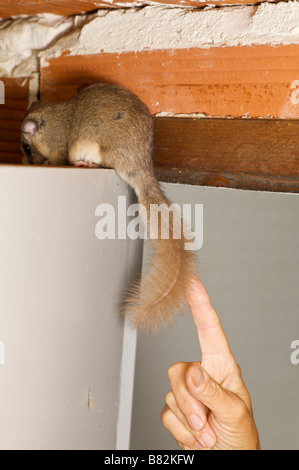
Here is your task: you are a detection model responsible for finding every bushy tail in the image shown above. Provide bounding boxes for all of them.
[124,187,197,333]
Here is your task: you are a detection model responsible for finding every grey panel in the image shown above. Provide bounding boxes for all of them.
[0,166,142,450]
[131,184,299,451]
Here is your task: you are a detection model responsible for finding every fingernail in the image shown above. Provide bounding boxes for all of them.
[190,367,204,388]
[188,414,203,432]
[198,430,216,449]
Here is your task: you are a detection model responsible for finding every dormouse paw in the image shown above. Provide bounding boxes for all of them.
[74,161,99,168]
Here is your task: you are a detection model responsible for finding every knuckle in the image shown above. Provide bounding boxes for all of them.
[160,407,173,428]
[205,378,222,401]
[168,362,185,382]
[234,363,243,379]
[179,393,193,410]
[233,398,248,422]
[165,390,175,408]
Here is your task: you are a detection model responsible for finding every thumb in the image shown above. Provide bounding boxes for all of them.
[186,365,239,421]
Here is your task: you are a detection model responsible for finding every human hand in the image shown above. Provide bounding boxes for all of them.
[161,277,260,450]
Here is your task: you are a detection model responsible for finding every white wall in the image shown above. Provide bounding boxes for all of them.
[131,184,299,450]
[0,166,142,450]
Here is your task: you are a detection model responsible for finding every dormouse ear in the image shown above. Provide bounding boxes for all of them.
[21,119,38,136]
[77,82,94,93]
[28,101,43,112]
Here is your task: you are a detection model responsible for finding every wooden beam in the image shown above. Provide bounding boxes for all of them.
[1,82,299,193]
[153,117,299,193]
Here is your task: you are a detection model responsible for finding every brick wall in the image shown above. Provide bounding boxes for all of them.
[0,1,298,191]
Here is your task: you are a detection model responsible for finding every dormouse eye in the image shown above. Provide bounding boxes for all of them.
[22,144,32,157]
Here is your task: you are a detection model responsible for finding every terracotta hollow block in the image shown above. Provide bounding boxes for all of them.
[40,46,299,119]
[0,1,266,18]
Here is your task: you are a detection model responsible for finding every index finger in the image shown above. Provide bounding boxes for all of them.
[185,277,234,360]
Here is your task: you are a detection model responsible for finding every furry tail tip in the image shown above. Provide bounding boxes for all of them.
[124,248,196,334]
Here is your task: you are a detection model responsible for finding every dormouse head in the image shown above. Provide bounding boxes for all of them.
[20,101,68,166]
